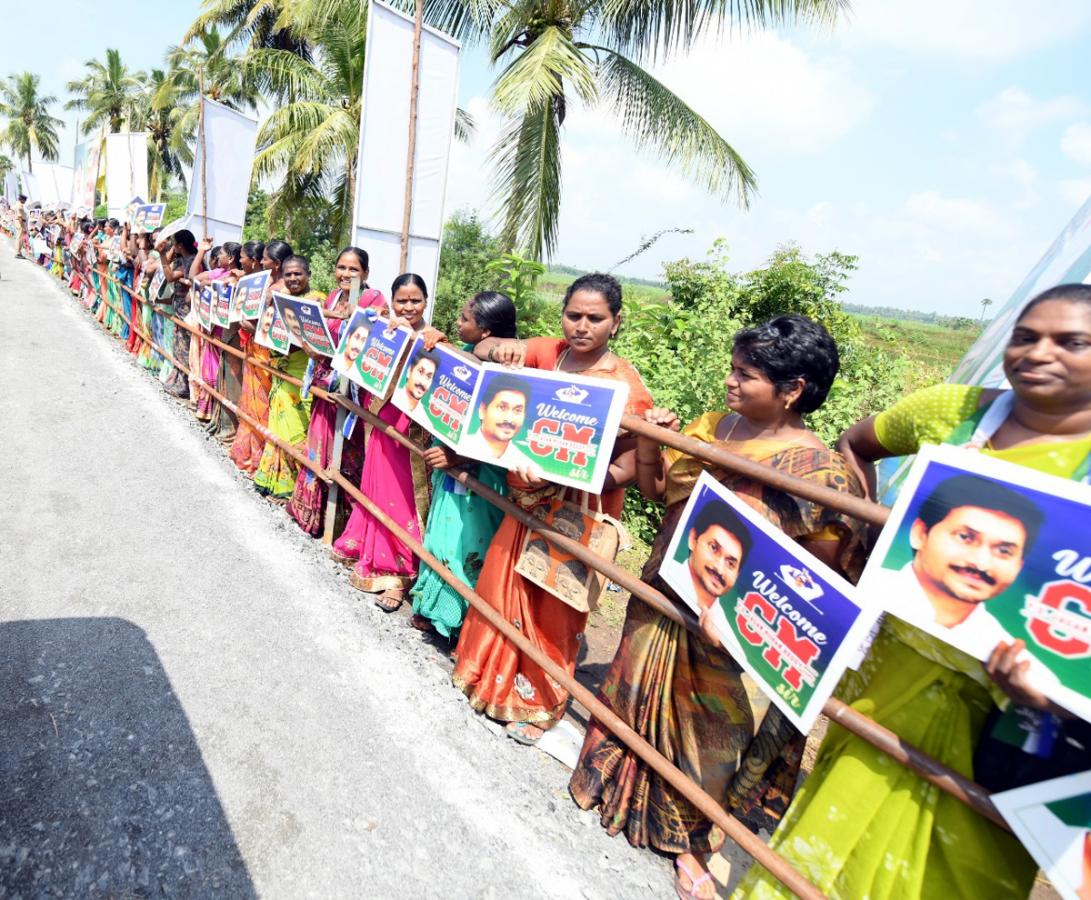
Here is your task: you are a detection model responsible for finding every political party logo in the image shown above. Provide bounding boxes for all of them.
[777,564,824,603]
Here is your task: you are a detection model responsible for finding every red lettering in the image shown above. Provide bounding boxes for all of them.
[428,387,468,427]
[359,347,392,377]
[1028,580,1091,659]
[736,592,820,690]
[527,420,593,465]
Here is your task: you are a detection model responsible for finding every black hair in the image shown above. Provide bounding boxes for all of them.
[916,474,1044,553]
[18,194,26,202]
[732,314,840,414]
[210,246,222,270]
[242,240,265,264]
[283,254,311,275]
[221,241,242,269]
[336,246,369,272]
[480,372,532,407]
[689,499,753,560]
[107,218,119,229]
[1017,284,1091,322]
[562,272,623,316]
[469,291,518,339]
[263,239,294,267]
[408,344,440,370]
[173,229,198,255]
[391,272,428,299]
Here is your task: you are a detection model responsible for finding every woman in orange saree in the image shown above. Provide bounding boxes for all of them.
[452,273,654,742]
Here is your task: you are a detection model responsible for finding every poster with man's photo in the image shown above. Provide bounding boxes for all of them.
[455,364,630,494]
[859,443,1091,722]
[330,308,412,399]
[196,285,215,332]
[235,270,270,321]
[211,281,234,329]
[133,203,165,232]
[660,471,876,731]
[253,290,292,354]
[389,337,483,448]
[272,294,337,356]
[993,771,1091,900]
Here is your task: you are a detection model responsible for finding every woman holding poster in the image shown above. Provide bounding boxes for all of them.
[566,314,866,900]
[410,291,519,638]
[331,273,441,607]
[188,241,240,424]
[738,286,1091,899]
[253,255,324,501]
[286,247,385,535]
[452,274,654,743]
[160,230,199,401]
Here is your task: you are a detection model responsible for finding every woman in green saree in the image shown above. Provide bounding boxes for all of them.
[737,285,1091,899]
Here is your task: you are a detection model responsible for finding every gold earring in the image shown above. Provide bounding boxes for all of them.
[784,400,792,411]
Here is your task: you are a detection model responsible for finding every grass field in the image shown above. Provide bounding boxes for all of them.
[853,314,982,391]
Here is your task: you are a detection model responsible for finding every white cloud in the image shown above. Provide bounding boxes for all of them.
[844,0,1091,62]
[1061,122,1091,166]
[976,88,1086,145]
[902,190,1014,238]
[650,32,877,155]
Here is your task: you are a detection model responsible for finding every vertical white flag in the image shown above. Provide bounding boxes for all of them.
[352,0,461,316]
[105,132,149,218]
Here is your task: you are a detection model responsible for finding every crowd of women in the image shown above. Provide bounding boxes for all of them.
[7,204,1091,900]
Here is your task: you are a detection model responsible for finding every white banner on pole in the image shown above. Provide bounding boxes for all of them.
[182,97,259,245]
[72,136,103,210]
[31,163,75,209]
[352,0,461,317]
[20,170,39,204]
[3,170,18,203]
[105,132,149,219]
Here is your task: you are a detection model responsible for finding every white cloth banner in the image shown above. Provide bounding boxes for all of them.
[105,132,149,218]
[182,97,259,245]
[352,0,460,317]
[72,137,103,210]
[20,170,39,204]
[4,170,19,203]
[31,163,75,209]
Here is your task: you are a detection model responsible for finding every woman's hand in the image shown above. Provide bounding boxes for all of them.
[420,326,447,350]
[986,640,1061,713]
[199,236,214,252]
[423,445,456,470]
[387,315,414,332]
[698,605,723,651]
[644,407,680,431]
[513,461,547,487]
[489,340,527,368]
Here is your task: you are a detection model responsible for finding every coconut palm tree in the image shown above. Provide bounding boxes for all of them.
[185,0,312,58]
[65,48,143,134]
[245,0,367,245]
[483,0,845,258]
[130,68,188,199]
[0,73,63,172]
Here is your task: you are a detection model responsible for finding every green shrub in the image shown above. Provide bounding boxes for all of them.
[432,211,503,337]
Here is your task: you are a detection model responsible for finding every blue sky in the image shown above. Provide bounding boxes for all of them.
[8,0,1091,315]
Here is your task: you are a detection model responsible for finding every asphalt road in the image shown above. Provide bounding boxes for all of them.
[0,249,678,898]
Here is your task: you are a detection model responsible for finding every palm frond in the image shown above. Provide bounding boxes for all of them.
[597,0,846,59]
[454,106,475,143]
[492,26,596,116]
[490,100,562,260]
[595,48,755,206]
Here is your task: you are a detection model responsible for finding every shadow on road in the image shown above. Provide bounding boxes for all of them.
[0,617,255,898]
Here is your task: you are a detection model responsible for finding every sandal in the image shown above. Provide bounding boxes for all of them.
[674,855,715,900]
[375,590,405,613]
[505,721,546,746]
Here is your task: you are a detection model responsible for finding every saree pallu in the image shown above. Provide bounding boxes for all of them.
[411,461,508,639]
[734,621,1037,900]
[254,350,312,498]
[229,335,273,475]
[570,422,868,855]
[331,400,430,591]
[158,316,175,384]
[164,291,191,398]
[196,326,223,421]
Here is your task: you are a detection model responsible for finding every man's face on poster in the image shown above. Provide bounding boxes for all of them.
[910,505,1028,605]
[283,306,304,343]
[407,357,437,402]
[687,523,744,608]
[259,302,276,338]
[344,325,367,365]
[480,389,527,445]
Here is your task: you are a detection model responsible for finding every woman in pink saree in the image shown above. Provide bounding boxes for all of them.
[190,241,241,422]
[286,246,386,535]
[331,273,441,611]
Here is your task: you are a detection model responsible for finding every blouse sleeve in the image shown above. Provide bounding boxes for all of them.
[523,337,566,370]
[872,383,984,456]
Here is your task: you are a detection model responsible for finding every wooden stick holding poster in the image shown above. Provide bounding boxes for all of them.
[858,443,1091,721]
[330,308,414,399]
[455,364,629,495]
[254,290,293,354]
[389,336,482,448]
[273,293,338,356]
[659,470,877,731]
[234,270,270,321]
[993,772,1091,900]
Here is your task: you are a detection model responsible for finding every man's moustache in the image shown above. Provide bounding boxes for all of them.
[949,565,997,586]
